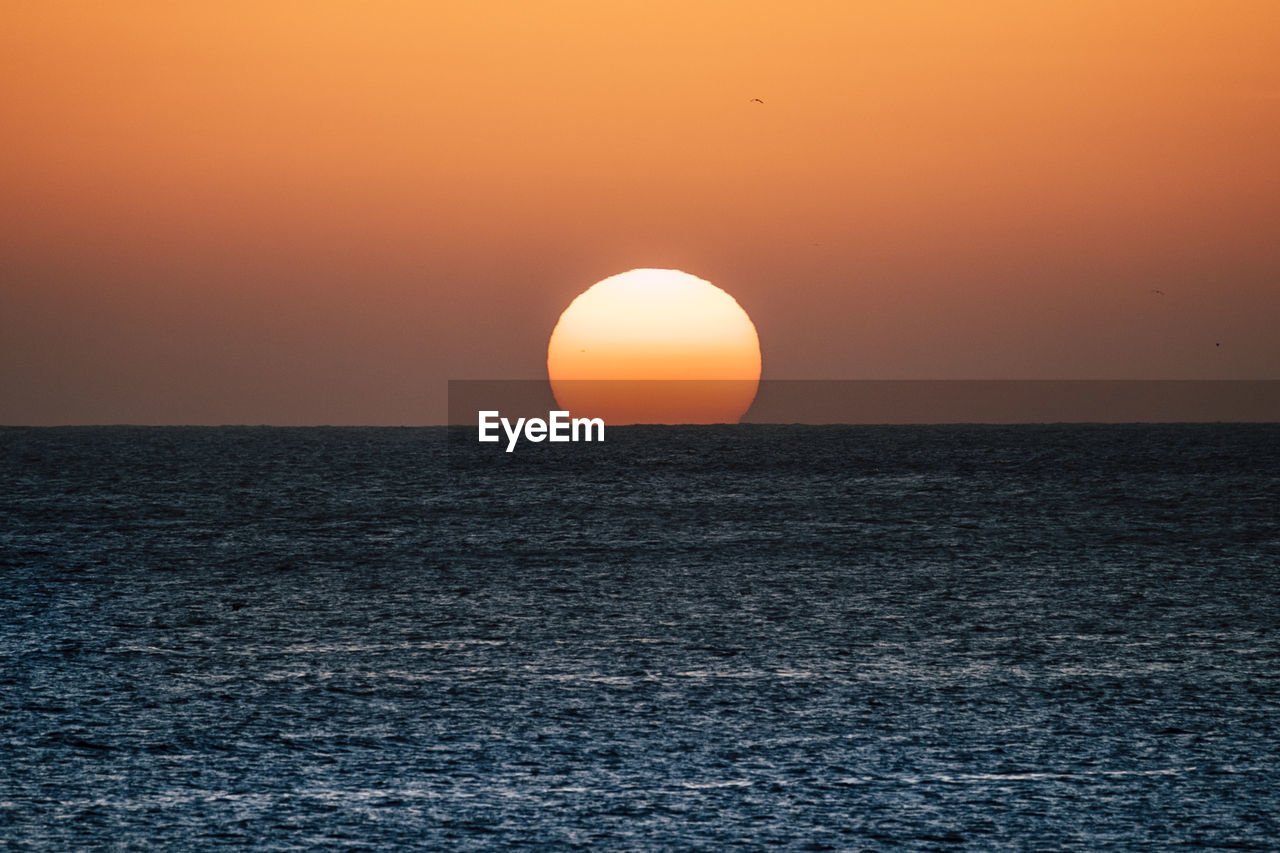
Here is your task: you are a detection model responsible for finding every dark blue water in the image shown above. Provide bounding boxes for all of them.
[2,425,1278,850]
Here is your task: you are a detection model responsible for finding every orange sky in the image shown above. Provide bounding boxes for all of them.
[3,1,1278,424]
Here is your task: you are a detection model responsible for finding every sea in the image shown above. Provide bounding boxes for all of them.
[2,424,1278,850]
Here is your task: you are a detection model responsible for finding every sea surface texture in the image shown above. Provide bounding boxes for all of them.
[2,424,1278,851]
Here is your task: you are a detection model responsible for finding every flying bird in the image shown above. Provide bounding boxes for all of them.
[749,98,764,103]
[1151,289,1165,295]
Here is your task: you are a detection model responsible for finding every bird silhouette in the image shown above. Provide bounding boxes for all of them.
[749,98,764,104]
[1151,289,1165,295]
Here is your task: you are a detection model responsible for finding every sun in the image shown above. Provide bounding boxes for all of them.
[547,269,761,424]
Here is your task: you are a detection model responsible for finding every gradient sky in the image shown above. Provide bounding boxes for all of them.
[3,1,1278,424]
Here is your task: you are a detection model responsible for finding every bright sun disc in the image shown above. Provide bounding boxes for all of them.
[547,269,761,424]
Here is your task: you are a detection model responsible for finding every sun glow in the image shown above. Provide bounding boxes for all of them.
[547,269,761,424]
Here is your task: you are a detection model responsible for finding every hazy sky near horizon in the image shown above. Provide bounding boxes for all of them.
[3,1,1278,424]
